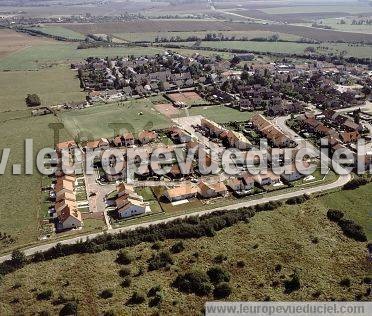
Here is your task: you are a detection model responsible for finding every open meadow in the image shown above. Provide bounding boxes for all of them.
[0,185,369,315]
[261,4,372,15]
[60,98,172,139]
[27,25,86,40]
[0,65,86,111]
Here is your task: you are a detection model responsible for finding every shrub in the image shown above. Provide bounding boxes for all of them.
[148,251,174,271]
[173,271,213,296]
[339,278,351,287]
[148,285,161,297]
[10,250,26,268]
[236,260,245,268]
[103,310,115,316]
[284,272,301,294]
[37,289,53,301]
[25,94,41,107]
[338,219,367,242]
[213,282,232,299]
[326,209,344,222]
[128,291,146,305]
[116,250,133,265]
[286,195,308,205]
[207,266,230,284]
[99,289,113,299]
[151,241,162,250]
[343,178,368,190]
[170,241,185,254]
[119,267,131,277]
[39,311,51,316]
[59,302,77,316]
[149,292,163,307]
[214,254,227,263]
[121,277,131,288]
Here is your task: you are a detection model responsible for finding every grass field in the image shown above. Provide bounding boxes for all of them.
[0,65,86,111]
[28,25,86,40]
[319,18,372,35]
[60,98,172,139]
[0,43,165,71]
[113,30,302,42]
[0,112,71,254]
[0,186,369,315]
[262,5,372,14]
[187,105,260,123]
[170,41,372,58]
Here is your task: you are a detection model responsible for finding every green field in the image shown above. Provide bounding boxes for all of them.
[0,43,165,71]
[0,112,71,254]
[28,25,86,40]
[318,18,372,35]
[187,105,259,123]
[262,5,372,14]
[60,98,172,139]
[114,30,302,42]
[170,41,372,58]
[0,188,369,315]
[0,65,86,111]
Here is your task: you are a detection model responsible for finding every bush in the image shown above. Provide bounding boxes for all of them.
[148,251,174,271]
[116,250,133,265]
[339,278,351,287]
[338,219,367,242]
[207,266,230,284]
[119,267,131,277]
[286,195,308,205]
[37,289,53,301]
[151,241,162,250]
[59,302,77,316]
[213,282,232,299]
[103,310,115,316]
[10,250,26,268]
[99,289,113,299]
[326,209,344,222]
[148,285,161,297]
[121,277,132,288]
[214,254,227,263]
[173,271,213,296]
[170,241,185,254]
[284,272,301,294]
[343,178,368,190]
[236,260,245,268]
[128,291,146,305]
[25,94,41,107]
[149,292,163,307]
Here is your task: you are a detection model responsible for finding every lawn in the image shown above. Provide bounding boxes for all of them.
[0,191,369,315]
[0,65,86,111]
[28,25,86,40]
[0,112,71,254]
[60,98,172,140]
[187,105,259,123]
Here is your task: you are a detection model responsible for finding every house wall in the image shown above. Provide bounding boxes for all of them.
[118,205,146,218]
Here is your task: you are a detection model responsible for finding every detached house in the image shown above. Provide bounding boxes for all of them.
[198,181,228,199]
[138,130,157,145]
[57,206,83,230]
[164,183,199,202]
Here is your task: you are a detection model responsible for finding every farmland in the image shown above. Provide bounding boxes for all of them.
[0,187,369,315]
[0,28,52,60]
[170,41,372,58]
[0,65,86,111]
[27,25,86,40]
[318,18,372,35]
[60,98,172,139]
[261,5,372,15]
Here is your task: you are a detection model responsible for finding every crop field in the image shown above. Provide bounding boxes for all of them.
[0,28,51,60]
[0,112,71,255]
[261,5,372,15]
[0,65,86,111]
[0,187,369,314]
[60,99,172,139]
[60,20,372,43]
[172,41,372,58]
[113,30,302,42]
[28,25,86,40]
[187,105,259,123]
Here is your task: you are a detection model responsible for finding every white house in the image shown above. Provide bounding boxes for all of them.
[117,198,149,218]
[57,206,82,230]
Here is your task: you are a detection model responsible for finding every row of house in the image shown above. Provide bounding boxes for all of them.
[251,114,294,148]
[53,175,83,231]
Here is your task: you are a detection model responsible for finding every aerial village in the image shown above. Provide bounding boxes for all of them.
[46,51,371,235]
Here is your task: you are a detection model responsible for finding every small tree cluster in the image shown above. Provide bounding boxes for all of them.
[148,251,174,271]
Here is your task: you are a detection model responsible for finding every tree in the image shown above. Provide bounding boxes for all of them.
[284,271,301,294]
[173,271,213,296]
[25,94,41,107]
[230,56,241,66]
[116,250,132,265]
